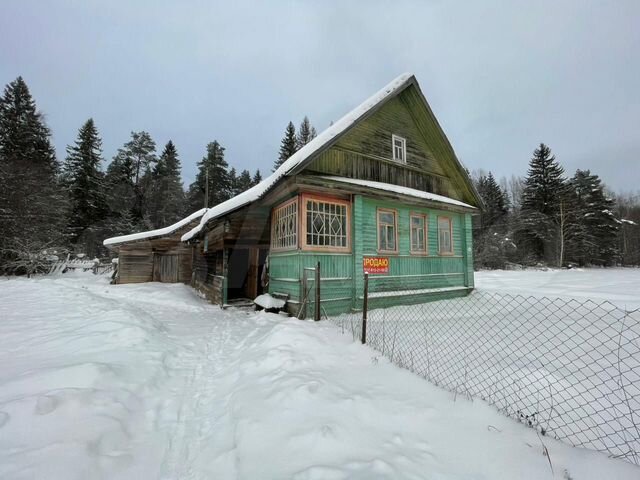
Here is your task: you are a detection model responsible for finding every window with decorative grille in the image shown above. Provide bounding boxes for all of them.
[438,216,453,254]
[304,198,348,249]
[410,214,427,254]
[377,209,397,252]
[271,198,298,250]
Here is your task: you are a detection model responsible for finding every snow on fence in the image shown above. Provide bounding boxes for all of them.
[329,286,640,465]
[47,256,113,275]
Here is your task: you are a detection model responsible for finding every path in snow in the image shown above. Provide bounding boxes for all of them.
[1,272,639,479]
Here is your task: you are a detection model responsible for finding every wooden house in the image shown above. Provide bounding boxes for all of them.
[103,209,206,284]
[182,73,482,316]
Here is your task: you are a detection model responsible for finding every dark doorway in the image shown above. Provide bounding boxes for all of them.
[227,248,249,299]
[226,247,269,300]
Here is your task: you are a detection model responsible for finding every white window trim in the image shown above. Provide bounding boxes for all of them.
[392,134,407,163]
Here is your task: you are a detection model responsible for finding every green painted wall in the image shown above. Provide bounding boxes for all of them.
[269,250,353,317]
[354,195,469,309]
[269,194,473,317]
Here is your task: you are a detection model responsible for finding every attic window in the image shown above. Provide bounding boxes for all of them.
[392,134,406,163]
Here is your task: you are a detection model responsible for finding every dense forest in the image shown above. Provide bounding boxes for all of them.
[472,144,639,268]
[0,76,637,274]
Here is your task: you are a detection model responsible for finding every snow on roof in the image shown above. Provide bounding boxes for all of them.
[104,208,207,247]
[321,176,477,210]
[181,72,414,242]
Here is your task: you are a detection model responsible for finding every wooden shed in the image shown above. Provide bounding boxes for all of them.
[182,73,483,316]
[103,209,206,284]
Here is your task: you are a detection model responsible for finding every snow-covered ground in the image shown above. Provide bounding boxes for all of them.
[476,267,640,309]
[1,272,639,479]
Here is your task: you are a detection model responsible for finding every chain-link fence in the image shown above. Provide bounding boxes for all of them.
[328,282,640,464]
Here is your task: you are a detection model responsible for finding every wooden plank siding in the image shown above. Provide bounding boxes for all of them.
[118,241,193,284]
[114,220,198,285]
[269,250,353,317]
[191,248,227,306]
[353,195,471,309]
[269,193,473,316]
[118,244,154,284]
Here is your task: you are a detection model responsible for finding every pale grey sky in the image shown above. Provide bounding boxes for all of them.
[1,0,638,192]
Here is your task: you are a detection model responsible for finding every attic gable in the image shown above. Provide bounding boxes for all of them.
[303,80,480,206]
[332,93,446,177]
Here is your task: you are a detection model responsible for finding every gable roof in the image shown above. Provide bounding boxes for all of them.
[104,208,207,247]
[182,73,481,242]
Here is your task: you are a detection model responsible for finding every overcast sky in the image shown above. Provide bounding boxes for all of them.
[1,0,638,192]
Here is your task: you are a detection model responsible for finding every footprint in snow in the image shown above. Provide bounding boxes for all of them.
[0,411,9,428]
[34,394,60,415]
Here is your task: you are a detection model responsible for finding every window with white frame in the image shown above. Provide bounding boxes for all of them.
[271,198,298,249]
[392,134,406,163]
[377,209,397,252]
[304,197,349,249]
[410,214,428,254]
[438,216,453,254]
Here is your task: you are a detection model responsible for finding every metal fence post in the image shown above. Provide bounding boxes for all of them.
[314,261,321,321]
[361,272,368,344]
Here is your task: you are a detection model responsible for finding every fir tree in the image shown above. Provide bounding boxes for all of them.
[518,143,567,264]
[296,116,316,150]
[186,141,231,210]
[229,167,238,196]
[0,77,64,272]
[566,170,619,265]
[474,172,511,268]
[274,121,297,171]
[62,118,108,254]
[104,151,135,222]
[477,172,509,232]
[149,140,185,227]
[235,169,253,194]
[252,169,262,186]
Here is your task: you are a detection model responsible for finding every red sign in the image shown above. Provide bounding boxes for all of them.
[363,257,389,274]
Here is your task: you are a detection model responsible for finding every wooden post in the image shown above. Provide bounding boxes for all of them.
[302,270,308,319]
[222,248,229,308]
[314,261,321,321]
[361,272,368,344]
[222,276,228,308]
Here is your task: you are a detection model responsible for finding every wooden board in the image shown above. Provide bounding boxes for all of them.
[246,247,259,299]
[154,254,179,283]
